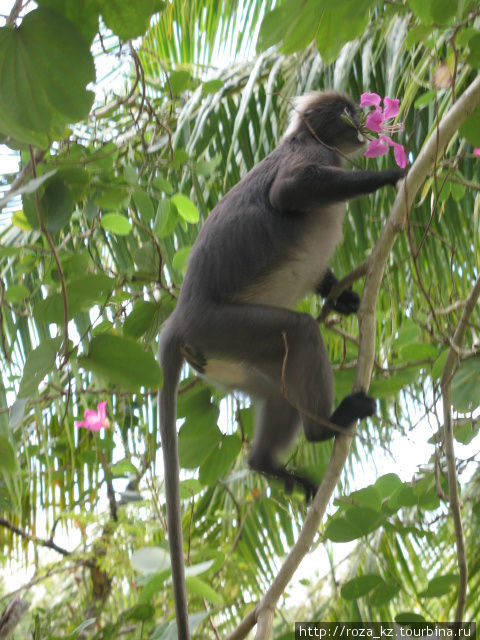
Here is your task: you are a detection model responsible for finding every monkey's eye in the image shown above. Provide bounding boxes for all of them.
[341,108,356,129]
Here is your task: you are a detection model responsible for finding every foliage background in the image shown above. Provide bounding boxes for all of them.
[0,0,480,638]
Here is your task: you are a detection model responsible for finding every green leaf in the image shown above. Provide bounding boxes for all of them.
[279,0,323,55]
[324,516,362,542]
[79,333,163,391]
[405,26,433,50]
[374,473,403,498]
[398,342,437,361]
[335,486,382,511]
[186,576,223,606]
[369,366,421,398]
[316,0,373,63]
[124,301,160,338]
[178,405,221,469]
[467,33,480,67]
[139,572,170,603]
[171,194,199,223]
[5,285,29,304]
[130,547,170,575]
[459,105,480,146]
[419,574,458,598]
[172,246,192,275]
[0,436,18,473]
[431,348,449,380]
[0,8,95,146]
[395,613,427,623]
[18,337,62,397]
[202,80,224,94]
[9,398,27,430]
[199,435,242,486]
[340,574,383,600]
[169,70,192,95]
[451,358,480,412]
[454,421,478,445]
[184,560,215,578]
[97,0,166,41]
[125,604,155,621]
[430,0,457,24]
[110,459,138,476]
[407,0,433,24]
[37,0,99,43]
[154,198,177,238]
[34,274,114,323]
[40,177,75,233]
[370,581,401,606]
[101,213,132,236]
[414,91,435,108]
[133,188,155,222]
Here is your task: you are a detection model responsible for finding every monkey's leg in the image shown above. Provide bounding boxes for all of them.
[316,268,360,315]
[248,394,317,501]
[183,303,335,423]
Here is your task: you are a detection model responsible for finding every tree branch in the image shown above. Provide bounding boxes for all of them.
[225,74,480,640]
[440,274,480,622]
[0,517,72,557]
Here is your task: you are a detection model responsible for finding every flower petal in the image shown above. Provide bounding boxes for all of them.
[383,97,400,120]
[365,110,385,133]
[393,143,408,168]
[360,92,381,108]
[474,148,480,158]
[364,138,389,158]
[97,401,107,420]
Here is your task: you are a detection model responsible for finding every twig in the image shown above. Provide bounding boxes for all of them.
[0,517,71,556]
[5,0,24,25]
[440,274,480,622]
[29,147,70,364]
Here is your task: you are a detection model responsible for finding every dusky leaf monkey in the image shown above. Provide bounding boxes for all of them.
[158,91,404,638]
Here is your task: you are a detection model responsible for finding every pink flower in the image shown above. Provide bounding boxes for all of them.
[365,109,384,133]
[383,97,400,120]
[360,92,407,168]
[360,92,382,108]
[474,149,480,158]
[364,136,389,158]
[75,401,108,431]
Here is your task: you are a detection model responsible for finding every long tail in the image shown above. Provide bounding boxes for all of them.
[158,329,189,640]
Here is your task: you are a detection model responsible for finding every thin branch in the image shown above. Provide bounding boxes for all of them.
[440,274,480,622]
[0,517,72,557]
[225,74,480,640]
[5,0,24,25]
[29,147,70,364]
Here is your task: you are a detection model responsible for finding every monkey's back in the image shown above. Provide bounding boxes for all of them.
[177,138,343,310]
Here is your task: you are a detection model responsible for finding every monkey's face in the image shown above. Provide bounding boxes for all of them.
[297,92,366,155]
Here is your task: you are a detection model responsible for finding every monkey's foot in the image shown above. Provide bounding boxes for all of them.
[330,391,376,428]
[282,470,318,503]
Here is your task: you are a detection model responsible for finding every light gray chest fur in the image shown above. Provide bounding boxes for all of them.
[236,203,346,309]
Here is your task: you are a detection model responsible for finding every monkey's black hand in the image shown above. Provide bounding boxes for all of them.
[385,167,406,187]
[332,287,360,315]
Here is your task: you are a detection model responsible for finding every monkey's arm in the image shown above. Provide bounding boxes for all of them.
[316,268,360,315]
[269,162,404,211]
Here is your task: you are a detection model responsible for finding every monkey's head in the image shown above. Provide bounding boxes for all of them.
[284,91,365,155]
